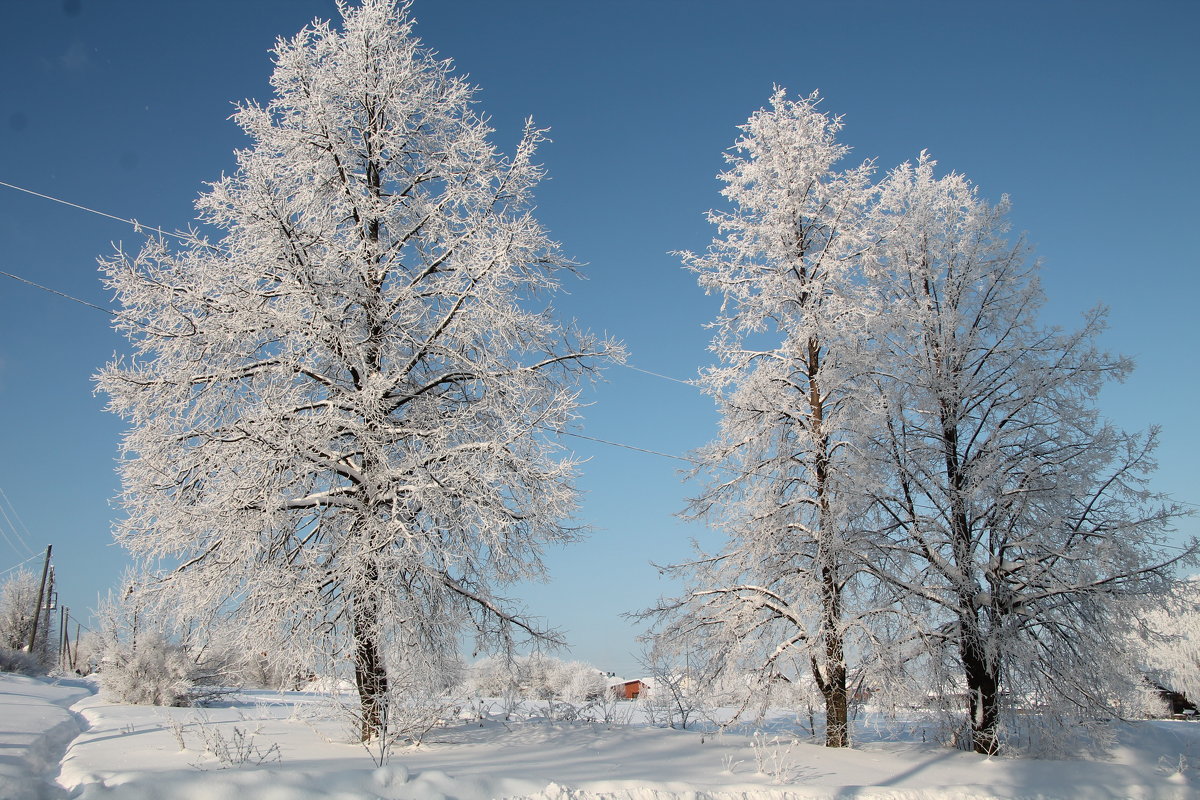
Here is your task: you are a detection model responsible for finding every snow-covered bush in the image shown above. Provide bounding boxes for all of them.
[333,650,466,765]
[68,631,104,676]
[465,655,519,697]
[470,654,607,702]
[235,651,299,691]
[462,654,610,722]
[1139,575,1200,706]
[100,633,202,706]
[0,569,50,668]
[95,579,233,706]
[0,645,43,675]
[550,660,609,703]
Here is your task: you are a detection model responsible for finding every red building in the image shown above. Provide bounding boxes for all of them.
[613,679,648,700]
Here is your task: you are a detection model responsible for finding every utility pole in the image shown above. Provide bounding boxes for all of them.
[25,544,51,654]
[43,573,57,663]
[59,605,68,670]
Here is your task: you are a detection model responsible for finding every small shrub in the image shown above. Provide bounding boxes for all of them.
[100,635,203,706]
[167,711,282,769]
[0,645,44,675]
[194,720,281,769]
[751,732,808,784]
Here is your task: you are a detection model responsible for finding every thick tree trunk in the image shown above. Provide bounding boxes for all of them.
[807,336,849,748]
[937,396,1001,755]
[959,622,1000,755]
[823,682,849,747]
[809,648,849,747]
[351,558,388,743]
[352,609,388,743]
[813,563,849,747]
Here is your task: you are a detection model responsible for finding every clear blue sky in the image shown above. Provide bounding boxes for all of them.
[0,0,1196,678]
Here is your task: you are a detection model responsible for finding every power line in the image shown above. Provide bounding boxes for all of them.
[0,514,27,559]
[62,606,97,636]
[5,246,1200,537]
[0,267,727,484]
[622,362,696,387]
[0,269,114,316]
[0,179,706,387]
[0,178,207,324]
[0,551,42,580]
[0,180,189,246]
[545,426,813,487]
[0,488,35,557]
[550,427,702,469]
[0,179,223,321]
[545,426,837,486]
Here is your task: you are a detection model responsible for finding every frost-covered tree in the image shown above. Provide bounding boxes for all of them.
[97,0,615,740]
[643,89,880,747]
[1137,575,1200,707]
[0,569,47,664]
[465,654,605,705]
[93,574,235,706]
[465,654,520,698]
[863,155,1195,754]
[549,659,609,704]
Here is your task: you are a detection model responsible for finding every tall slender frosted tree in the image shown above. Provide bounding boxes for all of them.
[645,89,879,747]
[865,155,1194,754]
[97,0,616,740]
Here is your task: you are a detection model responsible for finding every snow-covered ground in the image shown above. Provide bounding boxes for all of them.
[3,672,1198,799]
[0,674,91,800]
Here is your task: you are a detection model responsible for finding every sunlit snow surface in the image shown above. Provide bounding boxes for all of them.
[0,674,90,800]
[2,673,1197,799]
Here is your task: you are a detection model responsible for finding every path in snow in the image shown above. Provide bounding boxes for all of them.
[0,674,92,800]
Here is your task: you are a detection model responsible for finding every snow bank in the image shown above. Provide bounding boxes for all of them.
[65,764,547,800]
[0,673,92,800]
[2,680,1196,799]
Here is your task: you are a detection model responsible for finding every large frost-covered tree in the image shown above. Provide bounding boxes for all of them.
[97,0,615,740]
[643,89,880,747]
[863,155,1195,754]
[1139,575,1200,704]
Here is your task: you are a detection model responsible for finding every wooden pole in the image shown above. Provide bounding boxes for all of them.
[25,545,51,654]
[59,606,68,670]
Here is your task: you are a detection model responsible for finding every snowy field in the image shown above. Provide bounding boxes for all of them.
[3,672,1198,800]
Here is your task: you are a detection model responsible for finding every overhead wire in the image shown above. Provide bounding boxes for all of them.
[62,606,97,636]
[0,179,191,246]
[0,551,42,580]
[0,488,35,557]
[621,362,695,387]
[1,179,1198,558]
[0,515,27,559]
[0,269,114,316]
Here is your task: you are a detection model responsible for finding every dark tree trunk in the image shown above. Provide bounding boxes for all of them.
[351,558,388,743]
[815,649,849,747]
[807,336,849,748]
[813,563,849,747]
[824,680,849,748]
[936,393,1002,755]
[960,618,1000,755]
[353,608,388,743]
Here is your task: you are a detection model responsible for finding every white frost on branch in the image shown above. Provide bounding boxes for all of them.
[96,0,620,742]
